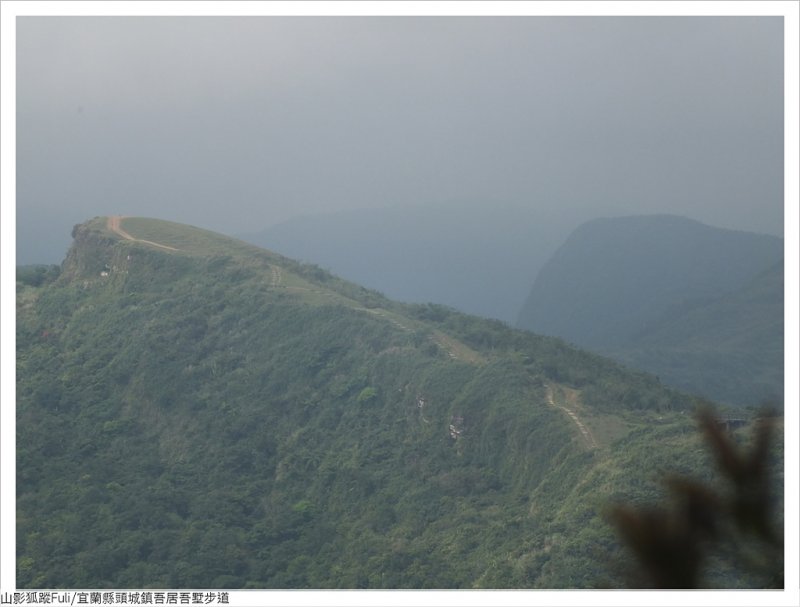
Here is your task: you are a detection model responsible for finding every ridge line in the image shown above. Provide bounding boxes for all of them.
[107,216,181,252]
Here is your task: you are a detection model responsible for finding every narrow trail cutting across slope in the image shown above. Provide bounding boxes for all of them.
[269,264,283,287]
[105,216,483,366]
[107,216,181,252]
[545,384,598,449]
[359,308,484,365]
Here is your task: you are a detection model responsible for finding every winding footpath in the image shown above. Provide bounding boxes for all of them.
[269,264,283,287]
[360,308,482,365]
[105,215,482,366]
[107,216,181,252]
[545,385,598,449]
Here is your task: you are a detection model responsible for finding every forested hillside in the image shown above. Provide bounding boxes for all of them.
[516,215,784,406]
[16,217,780,589]
[611,261,784,406]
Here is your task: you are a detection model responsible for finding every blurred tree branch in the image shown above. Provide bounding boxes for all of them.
[609,407,783,588]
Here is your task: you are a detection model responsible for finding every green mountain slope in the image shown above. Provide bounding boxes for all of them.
[516,215,784,406]
[612,261,784,406]
[16,217,777,589]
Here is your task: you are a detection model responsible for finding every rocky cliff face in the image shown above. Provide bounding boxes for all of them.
[58,218,121,282]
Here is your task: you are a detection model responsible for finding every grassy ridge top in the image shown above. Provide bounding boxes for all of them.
[106,216,276,260]
[91,216,488,365]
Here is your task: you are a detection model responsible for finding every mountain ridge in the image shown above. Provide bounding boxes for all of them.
[516,214,784,406]
[238,202,598,323]
[16,216,779,589]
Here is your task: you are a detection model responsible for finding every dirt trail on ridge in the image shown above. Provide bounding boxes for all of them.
[545,384,598,449]
[107,216,181,252]
[359,308,483,365]
[104,216,483,366]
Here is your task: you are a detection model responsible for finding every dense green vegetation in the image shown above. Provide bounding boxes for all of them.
[612,261,784,407]
[16,264,61,287]
[516,215,784,407]
[16,217,781,588]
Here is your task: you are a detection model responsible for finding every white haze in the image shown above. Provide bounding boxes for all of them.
[16,16,784,264]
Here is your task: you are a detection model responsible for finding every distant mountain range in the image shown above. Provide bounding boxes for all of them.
[239,202,596,323]
[516,215,784,406]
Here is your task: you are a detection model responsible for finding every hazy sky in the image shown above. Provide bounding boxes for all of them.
[16,16,784,263]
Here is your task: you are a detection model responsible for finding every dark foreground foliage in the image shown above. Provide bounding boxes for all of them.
[609,408,783,588]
